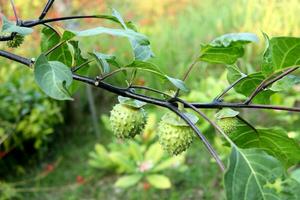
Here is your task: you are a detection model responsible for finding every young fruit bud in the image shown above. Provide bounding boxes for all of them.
[7,34,24,48]
[217,117,239,135]
[110,103,146,139]
[157,114,194,155]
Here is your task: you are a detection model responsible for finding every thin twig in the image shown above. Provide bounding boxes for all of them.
[214,74,247,102]
[39,0,55,20]
[10,0,19,21]
[244,67,299,104]
[174,59,199,97]
[175,98,232,141]
[71,60,94,72]
[130,85,172,97]
[236,115,257,133]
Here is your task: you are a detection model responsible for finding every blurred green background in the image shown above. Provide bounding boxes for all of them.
[0,0,300,199]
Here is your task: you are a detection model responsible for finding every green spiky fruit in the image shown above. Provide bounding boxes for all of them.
[157,118,194,155]
[7,34,24,48]
[110,103,146,139]
[217,117,239,134]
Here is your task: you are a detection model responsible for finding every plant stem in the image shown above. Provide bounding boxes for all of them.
[174,59,199,97]
[214,74,247,101]
[39,0,56,20]
[244,67,299,104]
[10,0,19,21]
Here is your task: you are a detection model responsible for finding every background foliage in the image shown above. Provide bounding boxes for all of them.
[0,0,300,199]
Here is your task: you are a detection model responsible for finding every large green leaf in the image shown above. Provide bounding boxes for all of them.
[228,71,274,104]
[262,36,300,75]
[146,174,171,189]
[112,9,154,61]
[229,123,300,168]
[114,174,142,188]
[40,27,73,66]
[1,16,33,35]
[225,147,284,200]
[73,27,149,45]
[34,54,73,100]
[199,33,258,64]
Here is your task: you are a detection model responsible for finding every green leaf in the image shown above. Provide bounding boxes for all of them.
[145,143,164,165]
[34,54,73,100]
[199,33,258,64]
[111,9,154,61]
[41,27,60,52]
[230,72,274,104]
[211,33,259,47]
[161,112,196,126]
[114,174,142,188]
[89,51,116,73]
[109,152,135,173]
[118,96,147,108]
[291,169,300,183]
[270,75,300,92]
[226,64,247,83]
[225,147,284,200]
[166,76,188,92]
[73,27,149,45]
[131,39,155,61]
[126,60,165,78]
[229,123,300,168]
[262,36,300,75]
[40,27,73,66]
[153,155,185,172]
[215,108,239,119]
[1,16,33,35]
[146,174,171,189]
[128,141,144,162]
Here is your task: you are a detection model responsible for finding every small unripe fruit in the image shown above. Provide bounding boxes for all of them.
[110,103,146,139]
[217,117,239,134]
[157,118,194,155]
[7,34,24,48]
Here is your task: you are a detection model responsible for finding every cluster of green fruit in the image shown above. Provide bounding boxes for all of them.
[110,97,240,156]
[110,97,195,155]
[6,34,25,48]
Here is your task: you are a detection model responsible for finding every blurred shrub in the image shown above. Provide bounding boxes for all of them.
[0,64,63,154]
[89,113,187,190]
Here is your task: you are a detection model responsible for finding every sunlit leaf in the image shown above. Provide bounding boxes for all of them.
[73,27,149,45]
[112,9,154,61]
[262,36,300,75]
[199,33,258,64]
[146,174,171,189]
[115,174,142,188]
